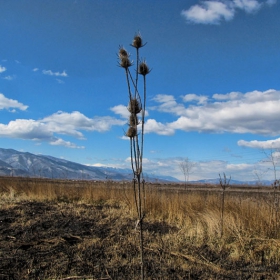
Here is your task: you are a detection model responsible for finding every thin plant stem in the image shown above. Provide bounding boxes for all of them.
[125,69,133,101]
[219,173,230,237]
[135,48,139,99]
[133,178,139,217]
[140,75,146,172]
[137,176,144,280]
[128,70,142,107]
[133,138,139,174]
[136,136,141,175]
[221,190,225,237]
[130,138,135,174]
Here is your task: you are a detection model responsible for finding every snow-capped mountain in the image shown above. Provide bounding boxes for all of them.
[0,148,179,182]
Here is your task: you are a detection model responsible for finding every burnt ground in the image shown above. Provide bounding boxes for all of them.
[0,200,280,280]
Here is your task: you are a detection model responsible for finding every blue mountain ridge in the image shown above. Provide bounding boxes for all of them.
[0,148,274,185]
[0,148,179,182]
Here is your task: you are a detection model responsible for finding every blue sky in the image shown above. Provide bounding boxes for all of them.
[0,0,280,181]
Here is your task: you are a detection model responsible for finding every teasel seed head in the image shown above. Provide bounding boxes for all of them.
[118,46,129,59]
[119,57,132,69]
[132,33,143,49]
[128,98,142,114]
[138,60,151,76]
[129,114,139,126]
[126,126,137,138]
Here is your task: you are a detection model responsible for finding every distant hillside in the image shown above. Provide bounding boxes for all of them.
[0,148,179,182]
[193,178,273,186]
[0,148,273,185]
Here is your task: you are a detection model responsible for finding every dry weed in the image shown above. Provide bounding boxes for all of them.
[0,177,280,279]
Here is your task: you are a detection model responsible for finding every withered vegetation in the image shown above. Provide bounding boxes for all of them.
[0,176,280,279]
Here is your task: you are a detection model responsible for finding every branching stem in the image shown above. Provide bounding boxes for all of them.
[118,33,150,280]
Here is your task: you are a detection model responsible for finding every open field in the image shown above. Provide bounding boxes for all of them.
[1,177,280,279]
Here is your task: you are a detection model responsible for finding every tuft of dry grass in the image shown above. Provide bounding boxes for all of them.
[1,176,280,279]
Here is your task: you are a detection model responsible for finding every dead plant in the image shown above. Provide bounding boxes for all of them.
[219,173,231,237]
[118,32,150,280]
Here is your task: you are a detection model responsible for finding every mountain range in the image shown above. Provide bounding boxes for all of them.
[0,148,275,185]
[0,148,179,182]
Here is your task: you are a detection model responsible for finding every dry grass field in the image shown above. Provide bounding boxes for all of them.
[1,176,280,279]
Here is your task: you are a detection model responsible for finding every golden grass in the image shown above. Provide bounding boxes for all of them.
[1,176,280,278]
[0,177,279,239]
[1,178,279,233]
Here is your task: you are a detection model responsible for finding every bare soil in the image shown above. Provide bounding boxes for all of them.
[0,199,280,279]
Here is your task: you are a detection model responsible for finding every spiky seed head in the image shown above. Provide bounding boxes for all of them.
[138,61,150,76]
[119,57,132,69]
[132,33,143,49]
[126,126,137,138]
[118,46,129,59]
[129,114,138,126]
[128,98,141,114]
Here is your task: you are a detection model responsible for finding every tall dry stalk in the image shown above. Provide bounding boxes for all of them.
[272,179,280,237]
[178,158,195,190]
[219,173,231,237]
[118,32,150,280]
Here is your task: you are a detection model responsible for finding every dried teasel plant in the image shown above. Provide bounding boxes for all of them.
[219,173,231,237]
[118,32,150,280]
[128,98,142,114]
[129,114,139,127]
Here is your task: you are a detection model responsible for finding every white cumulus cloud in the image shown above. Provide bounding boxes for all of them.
[42,111,126,138]
[151,94,186,115]
[181,0,276,24]
[238,138,280,149]
[0,111,126,148]
[182,1,234,24]
[145,119,175,135]
[233,0,262,12]
[0,93,28,111]
[110,104,130,119]
[42,69,68,77]
[182,93,208,104]
[0,119,51,140]
[50,138,85,149]
[213,91,243,100]
[0,65,7,73]
[149,89,280,136]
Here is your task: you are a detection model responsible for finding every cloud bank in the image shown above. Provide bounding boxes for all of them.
[238,138,280,149]
[181,0,276,24]
[3,88,280,151]
[148,89,280,136]
[118,156,271,182]
[0,99,126,148]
